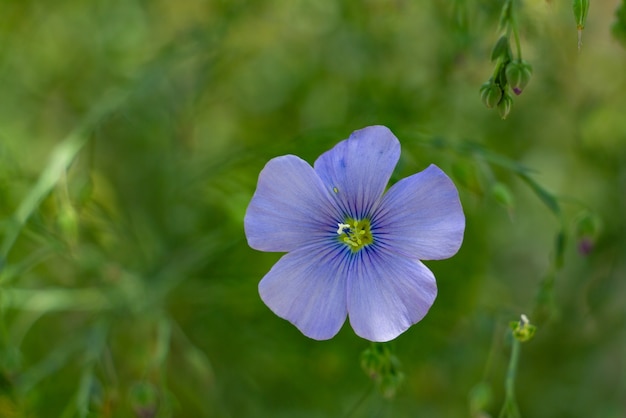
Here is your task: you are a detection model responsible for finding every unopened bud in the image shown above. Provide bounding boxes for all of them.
[573,0,590,30]
[129,382,159,418]
[573,0,590,50]
[480,80,503,109]
[505,60,533,95]
[612,2,626,48]
[491,182,515,210]
[497,91,514,119]
[510,314,536,342]
[574,211,602,255]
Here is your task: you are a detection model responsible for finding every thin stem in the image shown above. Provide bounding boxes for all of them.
[482,320,504,381]
[510,5,523,59]
[343,384,374,418]
[499,338,521,418]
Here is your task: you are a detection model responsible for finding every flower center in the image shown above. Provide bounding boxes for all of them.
[336,218,373,252]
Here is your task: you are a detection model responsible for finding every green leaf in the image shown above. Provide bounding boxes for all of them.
[518,173,561,216]
[491,36,512,62]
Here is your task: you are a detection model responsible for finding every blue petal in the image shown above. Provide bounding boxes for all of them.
[347,249,437,342]
[258,245,348,340]
[245,155,340,252]
[313,125,400,219]
[373,164,465,260]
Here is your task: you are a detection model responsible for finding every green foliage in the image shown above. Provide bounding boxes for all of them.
[0,1,625,417]
[613,0,626,47]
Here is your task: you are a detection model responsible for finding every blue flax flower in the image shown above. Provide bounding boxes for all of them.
[245,126,465,342]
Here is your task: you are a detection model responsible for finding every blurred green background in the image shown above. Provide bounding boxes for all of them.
[1,0,625,417]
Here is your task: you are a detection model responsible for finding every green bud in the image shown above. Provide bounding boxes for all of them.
[491,35,512,62]
[505,60,532,95]
[361,343,404,399]
[573,0,590,50]
[497,91,514,119]
[491,182,515,210]
[469,382,493,415]
[510,314,536,343]
[573,0,590,29]
[612,1,626,48]
[129,381,159,418]
[574,211,602,255]
[379,370,405,399]
[480,80,503,109]
[574,211,601,238]
[360,346,382,379]
[58,203,79,245]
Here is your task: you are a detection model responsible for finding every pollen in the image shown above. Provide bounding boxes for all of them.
[336,218,373,252]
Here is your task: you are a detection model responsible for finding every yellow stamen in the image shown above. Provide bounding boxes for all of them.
[336,218,373,252]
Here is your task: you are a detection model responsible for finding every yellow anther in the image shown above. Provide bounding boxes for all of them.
[336,218,373,252]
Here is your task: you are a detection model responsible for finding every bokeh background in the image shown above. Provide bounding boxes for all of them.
[1,1,625,417]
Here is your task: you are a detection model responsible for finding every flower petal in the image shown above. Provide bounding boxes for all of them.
[313,125,400,219]
[258,246,348,340]
[347,249,437,342]
[245,155,340,252]
[374,164,465,260]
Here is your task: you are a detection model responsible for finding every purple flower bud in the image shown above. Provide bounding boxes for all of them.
[505,60,533,95]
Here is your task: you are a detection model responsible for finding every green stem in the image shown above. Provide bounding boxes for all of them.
[499,338,521,418]
[510,4,523,59]
[492,56,506,80]
[2,288,112,312]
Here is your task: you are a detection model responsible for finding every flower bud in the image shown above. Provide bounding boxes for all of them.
[480,80,503,109]
[469,382,493,415]
[491,182,515,210]
[497,91,514,119]
[361,343,404,399]
[612,2,626,48]
[505,60,532,95]
[574,211,602,255]
[129,381,159,418]
[573,0,590,30]
[510,314,536,343]
[573,0,590,50]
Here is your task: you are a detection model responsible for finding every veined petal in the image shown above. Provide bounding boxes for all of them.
[347,249,437,342]
[245,155,340,252]
[374,164,465,260]
[258,245,348,340]
[313,126,400,219]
